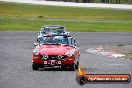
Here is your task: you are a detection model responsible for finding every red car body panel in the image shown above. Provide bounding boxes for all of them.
[32,44,80,67]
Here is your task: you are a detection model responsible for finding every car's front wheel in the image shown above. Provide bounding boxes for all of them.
[61,65,67,71]
[69,63,75,71]
[75,61,79,69]
[32,63,39,70]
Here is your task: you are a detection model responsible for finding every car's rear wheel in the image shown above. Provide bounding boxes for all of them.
[32,63,39,70]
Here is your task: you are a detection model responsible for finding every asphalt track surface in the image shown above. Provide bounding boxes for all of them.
[0,32,132,88]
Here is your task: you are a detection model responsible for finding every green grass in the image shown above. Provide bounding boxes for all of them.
[0,1,132,32]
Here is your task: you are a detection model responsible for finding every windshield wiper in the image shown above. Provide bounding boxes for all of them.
[63,44,70,46]
[42,43,51,45]
[41,43,60,45]
[51,43,61,45]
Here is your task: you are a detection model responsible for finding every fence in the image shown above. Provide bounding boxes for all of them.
[45,0,132,4]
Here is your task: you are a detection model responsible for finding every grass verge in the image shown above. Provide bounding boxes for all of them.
[0,1,132,32]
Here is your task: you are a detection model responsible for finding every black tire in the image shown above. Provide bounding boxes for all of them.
[32,63,39,70]
[75,61,79,69]
[69,63,75,71]
[61,66,67,71]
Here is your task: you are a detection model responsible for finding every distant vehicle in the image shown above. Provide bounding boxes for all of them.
[32,35,80,71]
[37,25,70,43]
[38,25,70,35]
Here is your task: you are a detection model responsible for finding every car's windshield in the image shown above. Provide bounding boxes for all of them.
[42,27,64,34]
[51,28,64,34]
[37,36,69,45]
[41,28,50,34]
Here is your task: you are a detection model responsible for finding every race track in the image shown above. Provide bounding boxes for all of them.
[0,32,132,88]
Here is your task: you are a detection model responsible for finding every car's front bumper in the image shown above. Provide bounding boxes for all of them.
[33,59,74,67]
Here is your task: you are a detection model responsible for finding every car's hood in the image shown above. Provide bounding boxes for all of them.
[39,45,72,55]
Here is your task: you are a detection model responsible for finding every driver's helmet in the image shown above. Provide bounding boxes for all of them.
[53,36,63,43]
[57,29,63,34]
[37,36,45,44]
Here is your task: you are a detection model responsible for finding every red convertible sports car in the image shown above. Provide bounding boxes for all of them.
[32,35,80,71]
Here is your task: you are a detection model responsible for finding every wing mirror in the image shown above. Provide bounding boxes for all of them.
[67,32,70,35]
[72,38,77,46]
[34,43,38,46]
[37,32,40,35]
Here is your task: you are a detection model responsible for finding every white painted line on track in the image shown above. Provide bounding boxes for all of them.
[86,46,125,58]
[109,63,125,66]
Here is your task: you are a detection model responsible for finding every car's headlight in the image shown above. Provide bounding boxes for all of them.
[33,49,39,55]
[42,54,48,60]
[66,49,75,57]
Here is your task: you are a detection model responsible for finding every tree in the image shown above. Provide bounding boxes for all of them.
[101,0,105,3]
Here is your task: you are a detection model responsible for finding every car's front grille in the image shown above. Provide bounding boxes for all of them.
[41,55,66,60]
